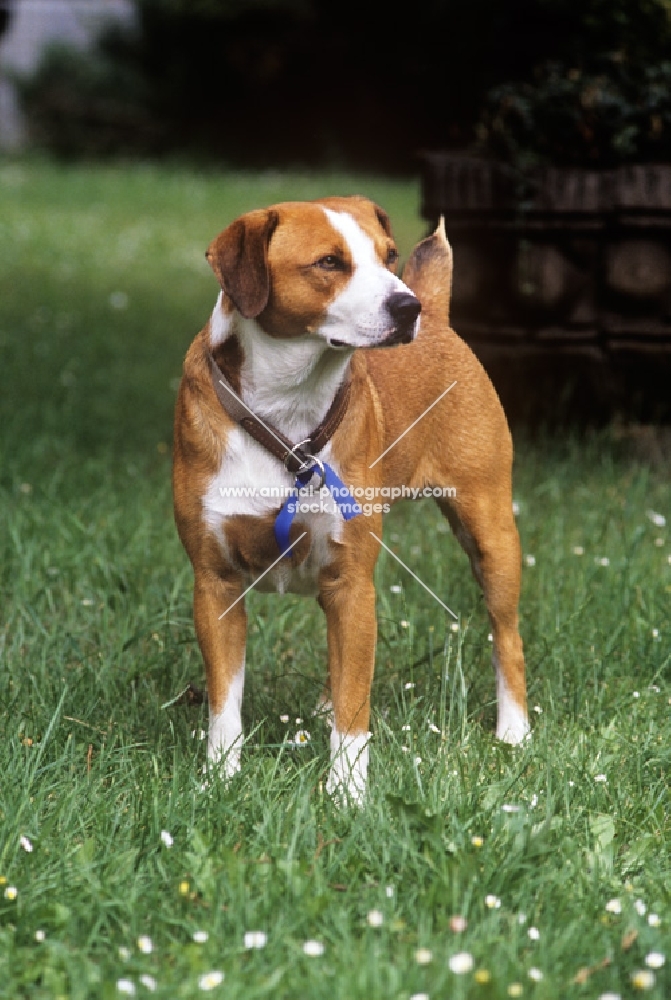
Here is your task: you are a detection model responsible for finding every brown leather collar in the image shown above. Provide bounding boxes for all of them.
[208,351,351,475]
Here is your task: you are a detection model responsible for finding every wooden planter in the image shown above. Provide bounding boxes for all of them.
[419,154,671,422]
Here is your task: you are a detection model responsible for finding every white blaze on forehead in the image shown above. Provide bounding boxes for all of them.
[319,208,408,346]
[323,208,381,268]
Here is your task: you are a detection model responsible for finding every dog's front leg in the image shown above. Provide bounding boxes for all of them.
[320,575,377,806]
[193,569,247,778]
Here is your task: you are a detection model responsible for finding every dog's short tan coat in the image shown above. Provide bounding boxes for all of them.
[173,197,528,802]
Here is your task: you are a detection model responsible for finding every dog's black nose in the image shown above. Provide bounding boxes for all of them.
[387,291,421,328]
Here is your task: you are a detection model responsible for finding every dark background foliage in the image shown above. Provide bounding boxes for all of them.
[15,0,671,171]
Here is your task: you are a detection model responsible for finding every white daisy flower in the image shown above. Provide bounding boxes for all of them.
[160,831,173,848]
[647,510,666,527]
[485,894,501,909]
[137,936,153,955]
[449,952,474,974]
[366,909,384,927]
[648,913,661,927]
[630,969,655,990]
[139,975,157,992]
[35,930,46,942]
[193,930,209,944]
[524,554,536,567]
[415,947,433,964]
[244,930,267,949]
[645,953,665,969]
[528,926,540,941]
[198,971,224,990]
[116,981,136,996]
[302,940,325,957]
[294,730,311,745]
[528,968,543,981]
[605,898,622,914]
[20,835,33,852]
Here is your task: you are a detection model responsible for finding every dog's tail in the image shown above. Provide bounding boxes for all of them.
[402,217,453,325]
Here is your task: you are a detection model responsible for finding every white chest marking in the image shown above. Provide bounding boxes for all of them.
[202,433,344,596]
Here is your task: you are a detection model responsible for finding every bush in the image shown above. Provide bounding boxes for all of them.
[479,57,671,170]
[16,26,161,158]
[14,0,671,170]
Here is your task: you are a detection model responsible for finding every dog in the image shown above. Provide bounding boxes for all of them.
[172,196,528,803]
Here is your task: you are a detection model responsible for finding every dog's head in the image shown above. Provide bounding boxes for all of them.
[206,196,421,349]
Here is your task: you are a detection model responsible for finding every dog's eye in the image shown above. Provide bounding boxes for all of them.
[386,247,399,266]
[316,254,344,271]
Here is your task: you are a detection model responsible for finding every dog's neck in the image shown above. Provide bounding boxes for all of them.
[209,293,353,442]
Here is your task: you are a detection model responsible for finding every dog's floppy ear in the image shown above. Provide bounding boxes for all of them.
[374,204,393,239]
[206,209,279,319]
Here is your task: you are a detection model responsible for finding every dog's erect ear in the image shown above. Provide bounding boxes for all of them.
[206,209,279,319]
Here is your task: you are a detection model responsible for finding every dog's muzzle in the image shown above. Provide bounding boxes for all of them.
[381,291,421,346]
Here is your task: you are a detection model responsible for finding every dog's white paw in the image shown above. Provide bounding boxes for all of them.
[326,731,370,807]
[496,711,531,745]
[201,740,242,790]
[495,672,531,745]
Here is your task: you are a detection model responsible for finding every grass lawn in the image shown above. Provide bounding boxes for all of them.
[0,159,669,1000]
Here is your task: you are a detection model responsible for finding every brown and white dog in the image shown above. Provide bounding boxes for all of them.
[173,196,528,803]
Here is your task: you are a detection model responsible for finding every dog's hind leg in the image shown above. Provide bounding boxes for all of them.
[437,494,529,744]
